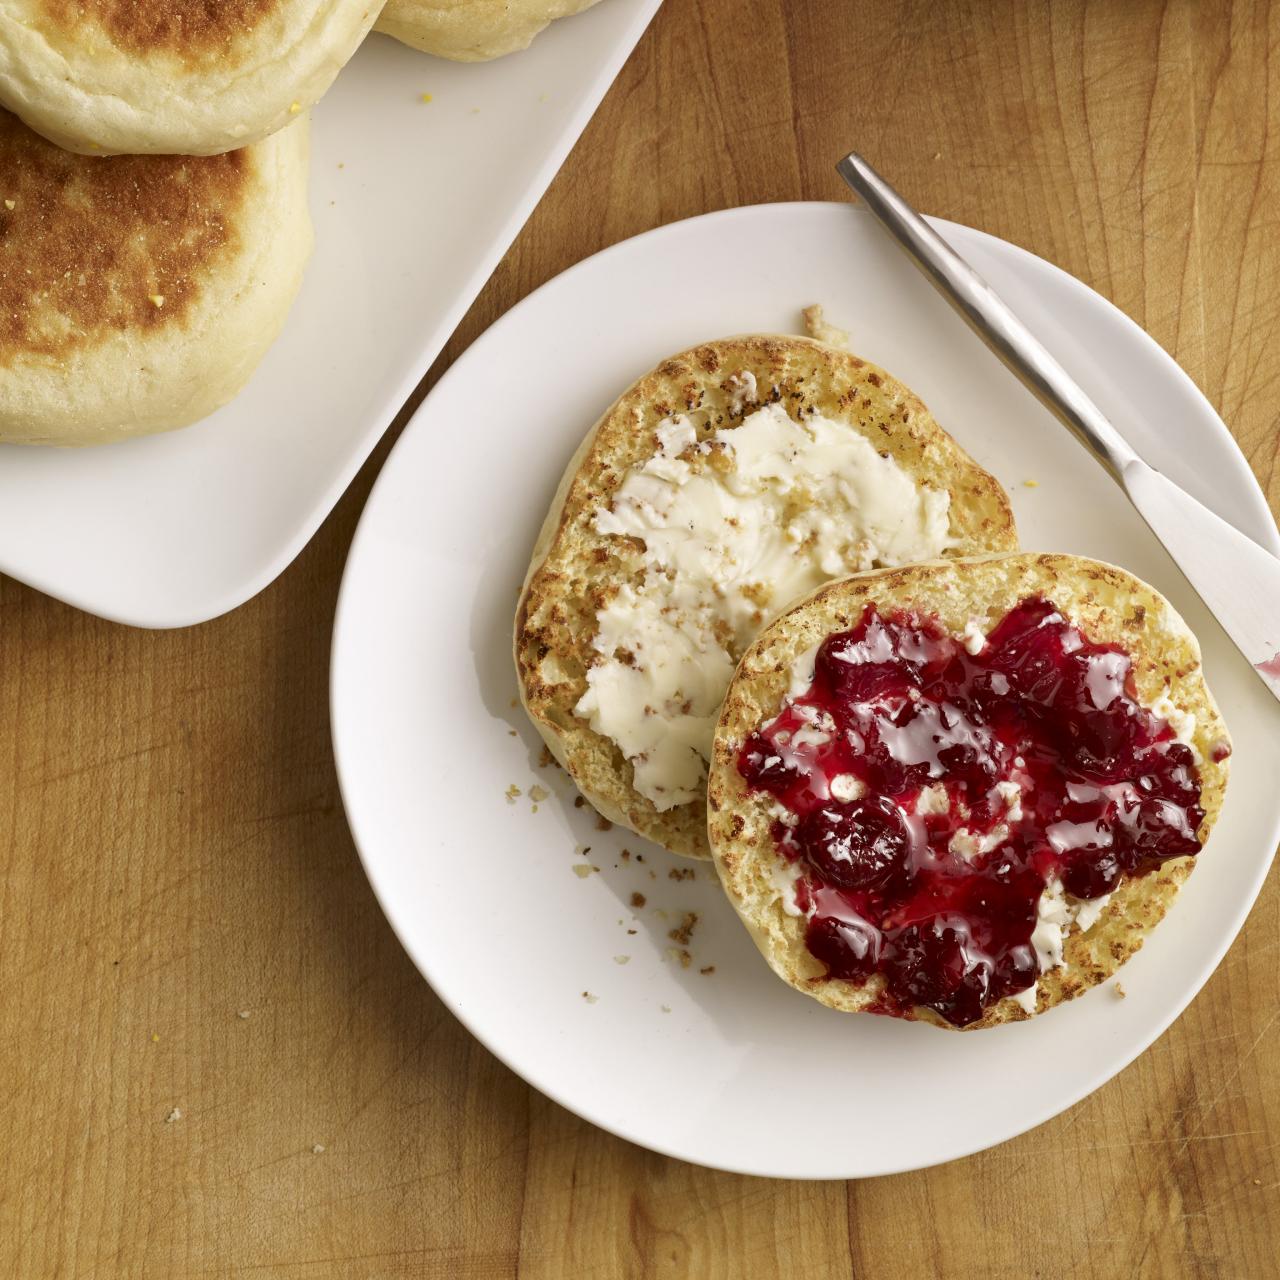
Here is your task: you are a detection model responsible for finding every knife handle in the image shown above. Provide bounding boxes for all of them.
[836,152,1138,486]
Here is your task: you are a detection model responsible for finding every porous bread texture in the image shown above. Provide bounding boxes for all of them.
[515,333,1018,859]
[0,0,380,154]
[707,553,1231,1030]
[376,0,600,60]
[0,111,312,446]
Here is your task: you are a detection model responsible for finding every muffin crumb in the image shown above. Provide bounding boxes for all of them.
[668,913,699,946]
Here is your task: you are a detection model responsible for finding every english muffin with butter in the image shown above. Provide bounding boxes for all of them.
[376,0,600,61]
[0,109,312,446]
[0,0,380,155]
[514,323,1018,858]
[707,554,1230,1028]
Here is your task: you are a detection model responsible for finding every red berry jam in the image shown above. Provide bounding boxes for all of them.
[737,599,1212,1027]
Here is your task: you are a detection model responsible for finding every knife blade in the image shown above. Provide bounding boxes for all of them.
[1123,459,1280,693]
[836,151,1280,703]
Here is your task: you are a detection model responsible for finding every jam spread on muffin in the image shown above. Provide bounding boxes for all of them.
[737,598,1216,1026]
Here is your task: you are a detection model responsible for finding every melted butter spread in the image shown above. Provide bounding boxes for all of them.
[574,402,954,810]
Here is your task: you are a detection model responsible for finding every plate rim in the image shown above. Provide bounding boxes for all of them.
[331,199,1280,1179]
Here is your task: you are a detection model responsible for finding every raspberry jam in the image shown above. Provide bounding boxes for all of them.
[737,599,1213,1026]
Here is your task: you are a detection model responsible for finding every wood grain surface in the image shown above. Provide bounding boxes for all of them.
[3,1,1278,1275]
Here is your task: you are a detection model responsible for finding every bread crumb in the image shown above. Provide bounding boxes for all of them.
[613,955,630,965]
[630,892,646,909]
[669,913,699,946]
[164,1108,181,1123]
[572,864,594,879]
[419,92,433,103]
[626,929,636,935]
[621,848,631,860]
[148,294,165,308]
[528,784,550,804]
[288,101,302,114]
[538,745,556,769]
[666,947,693,969]
[1023,479,1040,488]
[3,199,14,210]
[504,784,522,804]
[312,1144,325,1154]
[660,1004,672,1013]
[574,796,585,808]
[582,991,598,1003]
[236,1010,250,1020]
[801,303,851,349]
[1253,1177,1263,1186]
[668,867,695,881]
[595,814,613,832]
[699,966,715,975]
[507,728,517,736]
[1113,983,1127,999]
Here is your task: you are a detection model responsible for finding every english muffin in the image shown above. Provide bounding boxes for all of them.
[707,553,1231,1029]
[376,0,600,61]
[515,330,1018,858]
[0,109,312,446]
[0,0,380,155]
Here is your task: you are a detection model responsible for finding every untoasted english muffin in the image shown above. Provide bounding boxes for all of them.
[515,330,1018,859]
[0,109,312,447]
[0,0,380,155]
[707,553,1231,1030]
[376,0,600,60]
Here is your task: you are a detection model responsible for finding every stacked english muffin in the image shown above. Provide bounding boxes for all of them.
[377,0,602,60]
[0,0,604,445]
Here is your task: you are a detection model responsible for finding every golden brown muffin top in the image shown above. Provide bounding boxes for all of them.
[0,110,251,366]
[36,0,280,61]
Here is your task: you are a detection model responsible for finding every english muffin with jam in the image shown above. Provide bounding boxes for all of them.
[707,553,1231,1029]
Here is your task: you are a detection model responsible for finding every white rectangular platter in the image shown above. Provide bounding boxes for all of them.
[0,0,661,627]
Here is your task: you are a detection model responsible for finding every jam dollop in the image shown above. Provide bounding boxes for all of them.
[737,599,1209,1027]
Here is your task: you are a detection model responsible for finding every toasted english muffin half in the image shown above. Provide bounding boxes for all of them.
[707,553,1231,1030]
[0,0,380,155]
[376,0,600,60]
[515,330,1018,859]
[0,109,312,446]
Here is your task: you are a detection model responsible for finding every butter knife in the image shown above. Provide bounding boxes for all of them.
[836,151,1280,704]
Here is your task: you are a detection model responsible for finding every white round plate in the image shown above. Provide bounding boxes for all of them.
[331,202,1280,1179]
